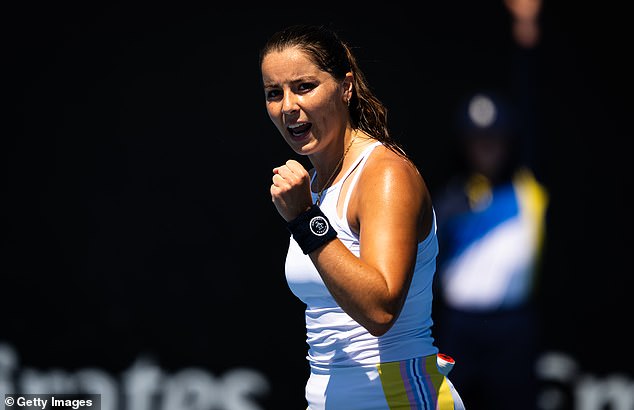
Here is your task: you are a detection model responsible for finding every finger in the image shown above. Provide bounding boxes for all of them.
[270,184,288,207]
[285,159,309,177]
[276,164,301,183]
[270,184,282,198]
[271,173,289,188]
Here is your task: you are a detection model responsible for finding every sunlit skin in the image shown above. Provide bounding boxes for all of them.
[262,46,353,221]
[262,46,434,336]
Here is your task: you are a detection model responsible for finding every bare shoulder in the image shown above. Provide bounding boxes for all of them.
[348,144,432,238]
[360,145,427,195]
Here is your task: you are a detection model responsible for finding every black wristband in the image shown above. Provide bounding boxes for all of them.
[286,205,337,254]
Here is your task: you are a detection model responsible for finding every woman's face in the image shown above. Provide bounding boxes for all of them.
[261,46,349,155]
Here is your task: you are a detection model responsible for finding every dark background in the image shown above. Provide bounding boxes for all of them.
[4,2,632,409]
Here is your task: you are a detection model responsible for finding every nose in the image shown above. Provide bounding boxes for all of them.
[281,92,299,115]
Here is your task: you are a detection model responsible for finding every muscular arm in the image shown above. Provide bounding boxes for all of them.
[309,152,430,336]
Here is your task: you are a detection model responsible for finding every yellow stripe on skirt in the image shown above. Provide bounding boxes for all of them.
[377,355,455,409]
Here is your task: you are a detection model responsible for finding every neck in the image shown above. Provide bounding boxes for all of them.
[313,131,357,192]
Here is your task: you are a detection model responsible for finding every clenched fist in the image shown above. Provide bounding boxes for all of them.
[271,159,314,222]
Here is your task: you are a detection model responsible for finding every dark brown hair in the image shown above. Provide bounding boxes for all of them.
[259,24,408,158]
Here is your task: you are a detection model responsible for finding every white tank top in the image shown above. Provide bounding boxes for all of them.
[285,141,439,372]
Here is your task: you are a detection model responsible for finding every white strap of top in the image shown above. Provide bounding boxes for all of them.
[340,141,383,217]
[310,140,382,192]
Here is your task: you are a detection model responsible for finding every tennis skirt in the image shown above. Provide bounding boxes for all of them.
[306,354,465,410]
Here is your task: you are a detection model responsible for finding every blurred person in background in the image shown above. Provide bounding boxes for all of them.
[433,88,548,409]
[432,2,547,408]
[504,0,542,49]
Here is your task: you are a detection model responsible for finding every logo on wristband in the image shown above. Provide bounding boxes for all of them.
[309,216,330,236]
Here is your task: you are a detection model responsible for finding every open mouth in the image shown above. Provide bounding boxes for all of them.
[287,122,312,139]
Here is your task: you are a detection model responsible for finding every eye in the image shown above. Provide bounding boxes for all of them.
[298,82,317,92]
[265,88,282,101]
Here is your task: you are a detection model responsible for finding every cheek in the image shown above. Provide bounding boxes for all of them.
[309,98,341,128]
[266,104,281,124]
[267,107,288,136]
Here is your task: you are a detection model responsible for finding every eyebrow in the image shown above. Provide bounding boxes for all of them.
[263,76,319,89]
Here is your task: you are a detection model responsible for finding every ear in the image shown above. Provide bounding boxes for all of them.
[342,72,353,103]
